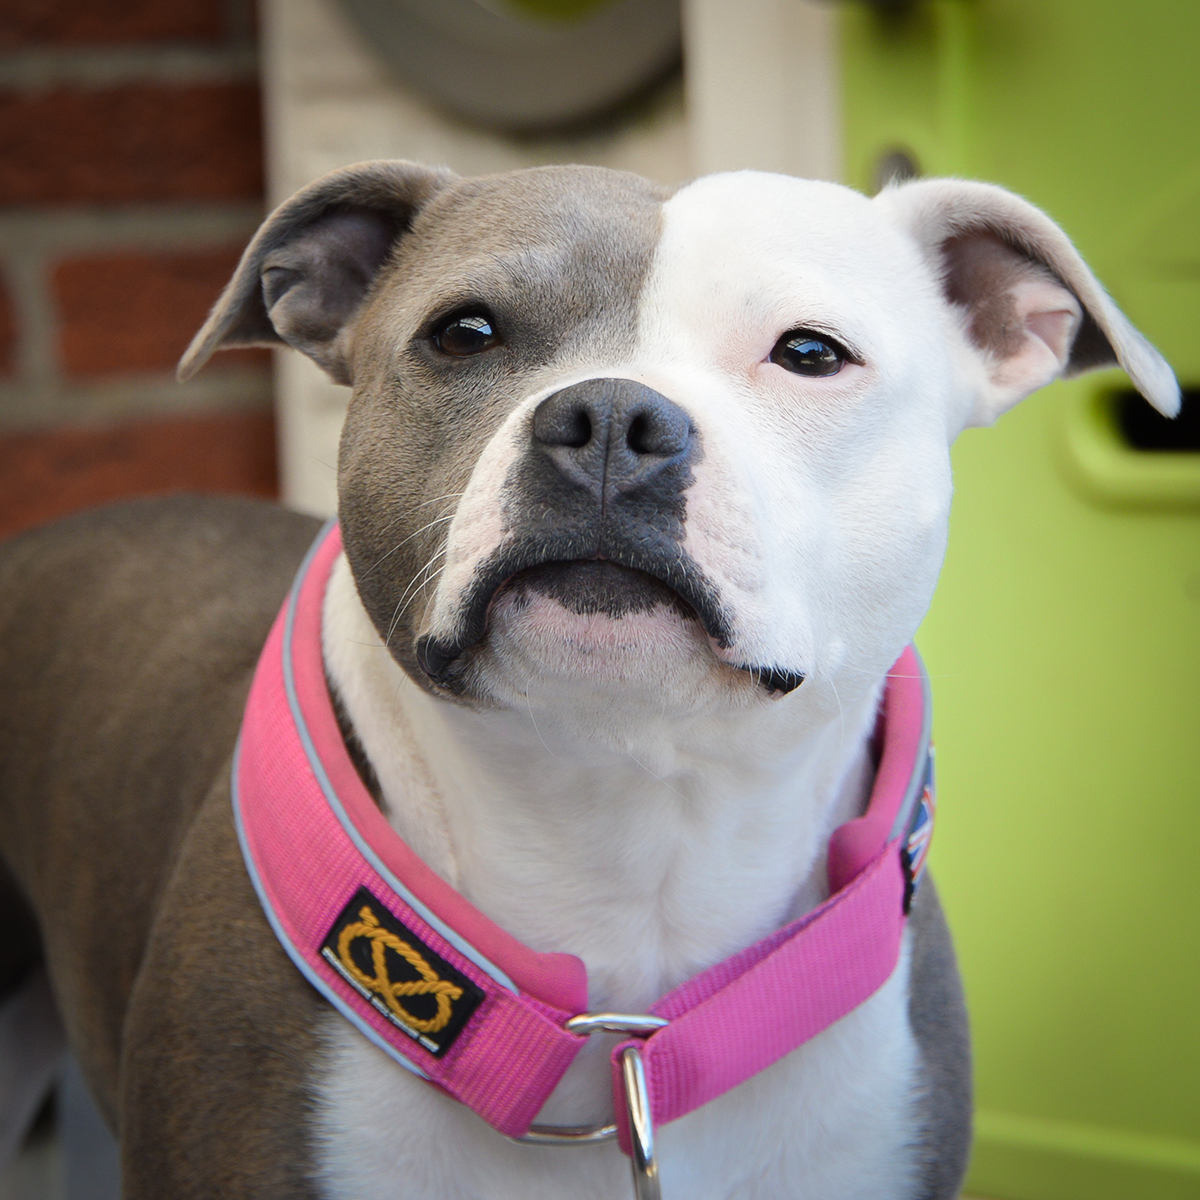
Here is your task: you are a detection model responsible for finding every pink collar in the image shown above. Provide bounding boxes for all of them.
[233,523,934,1152]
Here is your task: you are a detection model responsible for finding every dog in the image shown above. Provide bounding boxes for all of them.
[0,161,1177,1200]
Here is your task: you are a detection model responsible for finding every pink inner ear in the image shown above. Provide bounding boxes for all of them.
[984,275,1082,405]
[941,233,1083,420]
[883,181,1178,420]
[1011,277,1081,366]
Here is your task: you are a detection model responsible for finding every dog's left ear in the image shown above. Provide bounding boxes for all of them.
[178,160,456,385]
[875,178,1179,427]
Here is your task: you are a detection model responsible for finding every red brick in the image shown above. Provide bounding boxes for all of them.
[0,0,224,49]
[54,246,269,378]
[0,84,263,207]
[0,412,278,541]
[0,276,16,376]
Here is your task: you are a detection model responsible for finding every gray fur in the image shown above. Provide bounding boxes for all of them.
[0,497,322,1195]
[907,877,973,1199]
[181,162,670,696]
[178,160,454,383]
[339,165,669,695]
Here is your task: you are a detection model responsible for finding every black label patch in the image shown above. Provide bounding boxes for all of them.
[320,886,484,1057]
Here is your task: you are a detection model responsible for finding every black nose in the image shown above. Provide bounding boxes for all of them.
[532,378,695,497]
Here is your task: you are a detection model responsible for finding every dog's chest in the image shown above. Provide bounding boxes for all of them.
[311,941,921,1200]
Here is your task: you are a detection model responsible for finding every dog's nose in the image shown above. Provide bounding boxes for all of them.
[532,378,694,496]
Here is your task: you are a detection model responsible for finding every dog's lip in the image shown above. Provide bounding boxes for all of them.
[415,549,725,681]
[414,554,805,696]
[489,557,699,619]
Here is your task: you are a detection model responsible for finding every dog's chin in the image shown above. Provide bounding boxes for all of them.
[474,561,729,696]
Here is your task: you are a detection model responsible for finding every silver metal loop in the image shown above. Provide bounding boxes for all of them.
[565,1012,670,1038]
[621,1044,661,1200]
[516,1122,618,1146]
[510,1012,668,1149]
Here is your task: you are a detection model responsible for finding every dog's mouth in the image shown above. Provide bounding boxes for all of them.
[414,551,804,696]
[499,560,696,622]
[415,551,724,677]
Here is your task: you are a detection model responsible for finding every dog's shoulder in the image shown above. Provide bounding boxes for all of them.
[0,492,319,624]
[0,494,322,1118]
[0,494,320,732]
[120,765,326,1200]
[0,493,320,810]
[907,874,973,1199]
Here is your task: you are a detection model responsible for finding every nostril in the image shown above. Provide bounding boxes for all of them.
[533,380,693,464]
[533,396,594,449]
[626,413,650,454]
[562,410,591,449]
[625,404,690,456]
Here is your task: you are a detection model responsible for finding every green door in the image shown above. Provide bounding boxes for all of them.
[841,3,1200,1197]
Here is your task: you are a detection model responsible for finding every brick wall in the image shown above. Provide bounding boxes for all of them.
[0,0,276,541]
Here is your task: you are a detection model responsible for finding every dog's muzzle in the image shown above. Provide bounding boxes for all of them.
[416,378,803,696]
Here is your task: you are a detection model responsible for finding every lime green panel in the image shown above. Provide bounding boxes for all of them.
[1058,377,1200,510]
[971,1108,1200,1200]
[923,381,1200,1196]
[842,2,1200,1197]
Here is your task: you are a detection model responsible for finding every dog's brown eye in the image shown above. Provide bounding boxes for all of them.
[434,312,500,357]
[770,330,845,377]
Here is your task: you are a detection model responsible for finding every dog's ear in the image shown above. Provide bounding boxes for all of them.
[178,160,455,385]
[875,178,1179,427]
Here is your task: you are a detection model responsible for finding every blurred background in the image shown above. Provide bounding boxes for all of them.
[0,1,1196,1199]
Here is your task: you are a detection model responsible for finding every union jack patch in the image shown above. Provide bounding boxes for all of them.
[902,750,936,912]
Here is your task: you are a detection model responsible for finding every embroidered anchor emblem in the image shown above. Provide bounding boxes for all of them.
[336,904,464,1034]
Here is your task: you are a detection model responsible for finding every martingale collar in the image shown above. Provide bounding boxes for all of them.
[233,522,935,1154]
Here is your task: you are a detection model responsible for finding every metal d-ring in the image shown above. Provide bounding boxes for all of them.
[621,1043,660,1200]
[512,1012,668,1149]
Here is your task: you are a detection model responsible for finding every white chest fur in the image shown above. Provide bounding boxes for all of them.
[311,560,922,1200]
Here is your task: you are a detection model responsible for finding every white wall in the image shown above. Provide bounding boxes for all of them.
[261,0,838,515]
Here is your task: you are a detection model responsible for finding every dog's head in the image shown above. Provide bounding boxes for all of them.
[183,163,1176,730]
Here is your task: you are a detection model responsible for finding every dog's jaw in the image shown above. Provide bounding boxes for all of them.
[413,549,741,697]
[481,563,727,692]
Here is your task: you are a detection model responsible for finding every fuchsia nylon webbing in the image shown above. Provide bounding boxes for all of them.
[233,524,931,1150]
[234,525,586,1137]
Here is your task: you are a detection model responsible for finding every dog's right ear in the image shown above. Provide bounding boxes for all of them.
[178,161,455,385]
[875,178,1179,429]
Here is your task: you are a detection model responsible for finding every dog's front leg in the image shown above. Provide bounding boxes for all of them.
[119,774,325,1200]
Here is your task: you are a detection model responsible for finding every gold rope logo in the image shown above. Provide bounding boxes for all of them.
[336,904,464,1034]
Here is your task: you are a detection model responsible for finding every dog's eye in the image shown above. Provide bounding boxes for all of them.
[433,312,500,357]
[769,330,845,377]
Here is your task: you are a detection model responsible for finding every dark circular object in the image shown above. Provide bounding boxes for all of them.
[434,312,501,356]
[1114,386,1200,452]
[770,331,845,377]
[334,0,681,133]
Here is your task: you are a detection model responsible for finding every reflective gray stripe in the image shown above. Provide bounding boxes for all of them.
[231,738,430,1081]
[887,645,934,844]
[280,522,519,995]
